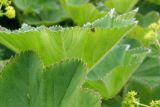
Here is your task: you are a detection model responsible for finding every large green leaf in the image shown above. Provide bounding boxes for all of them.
[0,11,140,100]
[0,52,43,107]
[0,26,132,66]
[0,9,137,66]
[0,52,101,107]
[123,51,160,104]
[41,58,100,107]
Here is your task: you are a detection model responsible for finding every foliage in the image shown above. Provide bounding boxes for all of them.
[105,0,139,13]
[123,48,160,104]
[0,0,160,107]
[0,52,101,107]
[122,91,160,107]
[0,10,148,101]
[12,0,105,25]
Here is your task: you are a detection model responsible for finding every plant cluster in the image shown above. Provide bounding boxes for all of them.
[0,0,160,107]
[122,91,160,107]
[0,0,15,18]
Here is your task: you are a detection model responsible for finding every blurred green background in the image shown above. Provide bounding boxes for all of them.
[0,0,160,29]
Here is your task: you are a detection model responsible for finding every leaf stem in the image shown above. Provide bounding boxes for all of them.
[134,102,150,107]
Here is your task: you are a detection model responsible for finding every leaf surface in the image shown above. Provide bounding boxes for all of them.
[85,46,149,99]
[60,0,105,24]
[13,0,68,25]
[0,52,101,107]
[123,52,160,104]
[105,0,138,13]
[0,11,141,100]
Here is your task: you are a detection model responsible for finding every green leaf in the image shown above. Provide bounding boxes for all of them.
[119,37,142,49]
[13,0,68,25]
[60,0,105,25]
[102,96,122,107]
[0,52,101,107]
[0,10,137,66]
[85,46,149,99]
[87,45,130,80]
[0,60,8,71]
[0,11,139,100]
[0,52,43,107]
[75,89,101,107]
[84,8,138,28]
[41,58,100,107]
[123,52,160,104]
[136,11,159,27]
[0,26,132,66]
[105,0,139,13]
[127,26,150,46]
[146,0,160,5]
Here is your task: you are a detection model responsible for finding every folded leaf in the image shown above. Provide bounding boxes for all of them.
[85,46,149,99]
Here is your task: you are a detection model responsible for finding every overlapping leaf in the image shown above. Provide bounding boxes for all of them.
[85,46,149,99]
[0,52,101,107]
[123,51,160,104]
[13,0,105,25]
[13,0,68,25]
[0,9,137,66]
[0,26,130,66]
[136,11,159,27]
[0,10,146,100]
